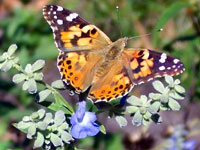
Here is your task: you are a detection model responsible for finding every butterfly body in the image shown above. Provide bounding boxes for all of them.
[43,5,185,103]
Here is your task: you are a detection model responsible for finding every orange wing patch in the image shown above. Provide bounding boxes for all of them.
[88,60,133,102]
[57,51,104,93]
[60,24,111,50]
[123,49,154,80]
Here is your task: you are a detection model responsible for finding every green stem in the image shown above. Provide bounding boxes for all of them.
[13,63,26,74]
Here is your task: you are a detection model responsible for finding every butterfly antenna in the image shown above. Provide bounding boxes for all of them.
[128,28,163,40]
[116,6,123,37]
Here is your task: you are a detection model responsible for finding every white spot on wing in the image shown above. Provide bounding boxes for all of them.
[172,65,176,68]
[66,13,78,21]
[147,78,153,82]
[57,6,63,11]
[173,59,179,64]
[167,67,171,70]
[54,16,57,19]
[57,19,63,25]
[159,53,167,63]
[138,81,144,85]
[159,66,165,71]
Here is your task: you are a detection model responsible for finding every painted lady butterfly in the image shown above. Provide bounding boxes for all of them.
[43,5,185,103]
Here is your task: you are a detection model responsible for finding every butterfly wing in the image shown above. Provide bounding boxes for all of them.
[88,60,134,102]
[43,5,113,94]
[58,51,104,93]
[122,48,185,84]
[43,5,112,51]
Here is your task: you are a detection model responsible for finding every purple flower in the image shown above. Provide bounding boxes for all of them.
[183,140,196,150]
[70,101,100,139]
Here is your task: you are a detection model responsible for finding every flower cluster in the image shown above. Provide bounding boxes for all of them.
[0,44,18,72]
[165,125,196,150]
[17,109,73,149]
[13,59,45,94]
[116,76,185,127]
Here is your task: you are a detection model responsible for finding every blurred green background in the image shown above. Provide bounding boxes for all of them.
[0,0,200,149]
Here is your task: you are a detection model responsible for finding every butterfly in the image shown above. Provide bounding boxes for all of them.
[43,5,185,103]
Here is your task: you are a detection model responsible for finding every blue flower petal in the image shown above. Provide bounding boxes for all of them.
[86,122,100,136]
[76,101,86,122]
[120,94,128,106]
[70,113,77,125]
[70,101,100,139]
[183,140,196,150]
[71,124,87,139]
[84,112,97,123]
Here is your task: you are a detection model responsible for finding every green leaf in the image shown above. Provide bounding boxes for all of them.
[12,73,26,84]
[31,59,45,72]
[0,60,13,72]
[50,133,63,147]
[53,92,74,114]
[47,103,72,115]
[169,92,184,100]
[25,64,32,74]
[22,116,30,122]
[38,89,52,102]
[143,111,152,120]
[115,116,127,128]
[153,2,190,46]
[149,101,161,114]
[43,113,53,125]
[174,85,185,94]
[34,72,44,81]
[149,93,162,100]
[165,76,174,85]
[27,125,36,139]
[17,121,33,130]
[13,57,19,64]
[28,78,37,94]
[61,131,72,144]
[127,95,143,106]
[132,111,143,126]
[37,121,48,130]
[54,110,65,126]
[139,106,147,115]
[174,79,181,85]
[31,112,39,120]
[126,106,138,114]
[37,109,46,119]
[152,80,165,93]
[0,55,6,62]
[168,98,181,111]
[160,94,169,103]
[51,80,65,89]
[100,124,106,134]
[58,122,69,130]
[22,81,28,91]
[7,44,17,56]
[34,132,45,148]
